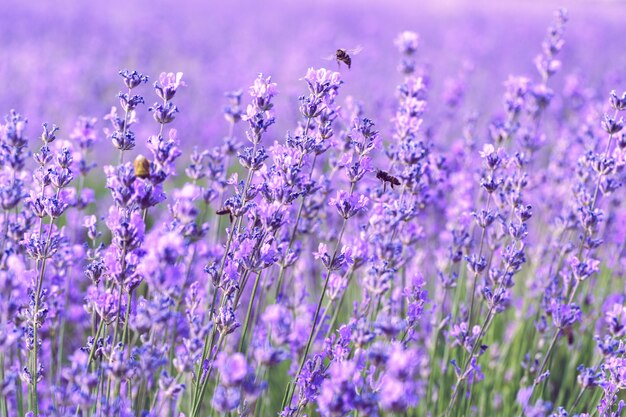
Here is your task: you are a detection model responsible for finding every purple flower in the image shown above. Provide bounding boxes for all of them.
[211,384,240,413]
[296,355,326,405]
[154,72,185,101]
[261,304,292,345]
[329,191,369,219]
[302,68,342,101]
[394,31,419,55]
[601,114,624,135]
[149,102,179,124]
[119,69,149,90]
[577,365,602,388]
[317,360,359,417]
[548,300,581,330]
[605,303,626,337]
[217,352,249,386]
[610,90,626,111]
[249,74,278,102]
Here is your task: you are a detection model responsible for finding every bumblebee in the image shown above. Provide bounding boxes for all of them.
[324,46,363,70]
[216,207,234,223]
[376,169,401,189]
[133,155,150,179]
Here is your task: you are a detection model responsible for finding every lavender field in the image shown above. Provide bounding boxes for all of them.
[2,1,626,416]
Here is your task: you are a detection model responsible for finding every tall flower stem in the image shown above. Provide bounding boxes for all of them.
[284,211,350,411]
[568,109,618,303]
[517,330,560,417]
[193,135,261,412]
[274,117,314,298]
[517,110,620,417]
[239,271,262,354]
[444,307,495,417]
[320,267,355,342]
[0,354,7,417]
[468,192,491,329]
[191,333,224,417]
[30,215,55,417]
[0,209,8,268]
[119,86,132,164]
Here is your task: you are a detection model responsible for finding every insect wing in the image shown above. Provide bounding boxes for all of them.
[347,45,363,56]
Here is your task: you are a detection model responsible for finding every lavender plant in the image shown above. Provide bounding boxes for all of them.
[1,6,626,417]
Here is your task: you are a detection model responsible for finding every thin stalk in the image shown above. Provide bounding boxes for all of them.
[206,139,259,312]
[274,117,315,297]
[517,330,560,417]
[321,268,355,342]
[516,111,619,417]
[30,216,56,416]
[112,287,124,346]
[169,247,197,373]
[284,216,349,411]
[55,262,74,386]
[72,320,105,417]
[122,289,133,354]
[444,308,495,417]
[569,384,588,413]
[0,209,8,268]
[468,194,491,329]
[87,320,105,368]
[119,86,132,164]
[191,333,225,417]
[569,358,603,413]
[112,240,128,346]
[239,271,262,354]
[0,354,7,417]
[16,351,24,417]
[193,181,263,410]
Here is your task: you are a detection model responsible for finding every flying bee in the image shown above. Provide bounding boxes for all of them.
[133,154,151,179]
[216,206,234,223]
[376,169,401,190]
[324,45,363,70]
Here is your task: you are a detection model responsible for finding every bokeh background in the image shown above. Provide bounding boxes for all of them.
[1,0,625,149]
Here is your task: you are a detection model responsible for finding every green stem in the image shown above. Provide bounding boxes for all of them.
[275,150,317,298]
[30,216,56,416]
[321,268,354,342]
[285,217,349,411]
[517,330,560,417]
[88,320,105,368]
[570,109,618,296]
[191,334,224,417]
[0,209,8,268]
[73,320,105,417]
[122,290,133,355]
[118,87,132,164]
[444,308,495,417]
[0,354,7,417]
[239,272,262,354]
[468,194,491,329]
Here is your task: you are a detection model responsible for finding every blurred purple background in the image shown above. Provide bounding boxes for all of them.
[1,0,625,148]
